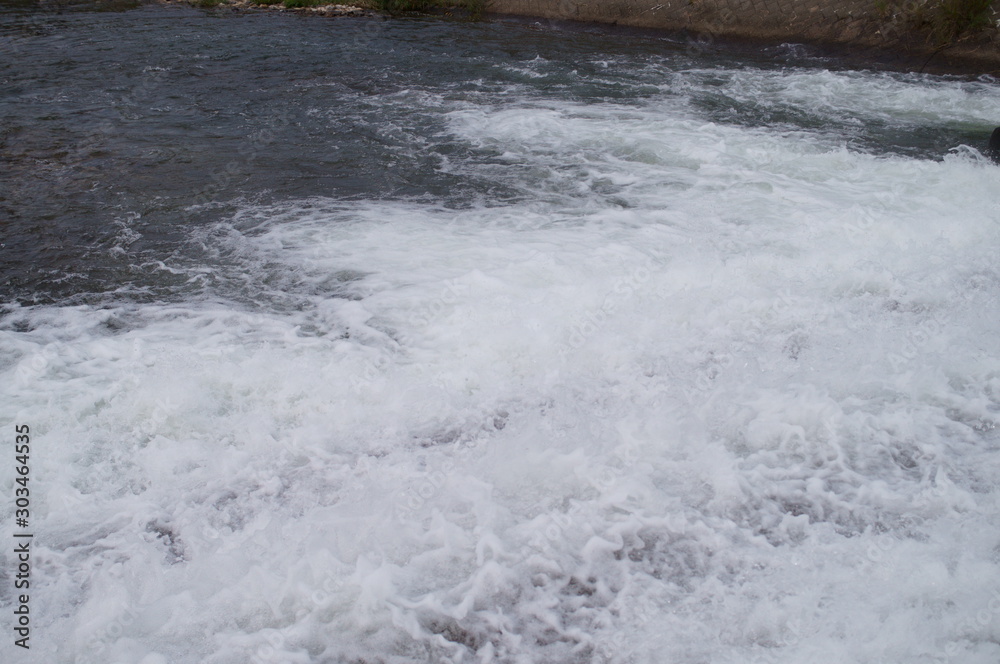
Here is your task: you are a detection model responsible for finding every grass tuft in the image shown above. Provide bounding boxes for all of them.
[881,0,996,44]
[371,0,434,11]
[935,0,994,39]
[370,0,485,18]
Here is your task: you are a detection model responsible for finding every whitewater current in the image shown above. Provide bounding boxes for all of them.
[2,5,1000,664]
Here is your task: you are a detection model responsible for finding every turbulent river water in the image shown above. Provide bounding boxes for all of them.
[3,3,1000,663]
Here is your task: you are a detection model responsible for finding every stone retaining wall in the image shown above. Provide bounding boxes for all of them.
[485,0,1000,72]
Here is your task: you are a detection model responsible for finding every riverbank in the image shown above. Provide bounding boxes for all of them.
[484,0,1000,75]
[179,0,1000,75]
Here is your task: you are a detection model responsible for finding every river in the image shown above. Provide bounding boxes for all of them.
[2,3,1000,663]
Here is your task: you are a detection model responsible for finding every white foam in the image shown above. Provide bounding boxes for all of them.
[4,60,1000,664]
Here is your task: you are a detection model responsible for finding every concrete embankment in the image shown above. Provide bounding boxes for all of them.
[484,0,1000,73]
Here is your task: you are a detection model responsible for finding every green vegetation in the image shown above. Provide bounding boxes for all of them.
[371,0,485,19]
[935,0,994,39]
[184,0,485,19]
[461,0,485,19]
[371,0,434,10]
[884,0,997,44]
[93,0,142,10]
